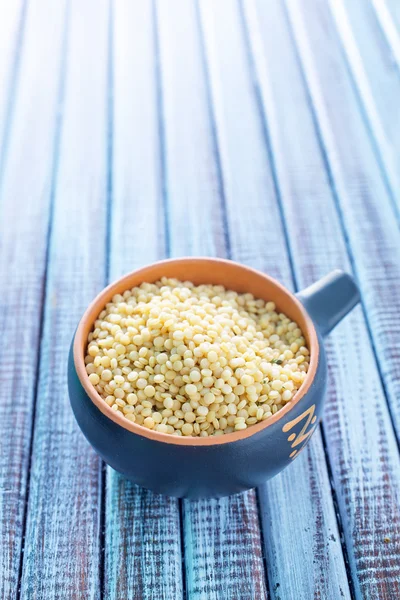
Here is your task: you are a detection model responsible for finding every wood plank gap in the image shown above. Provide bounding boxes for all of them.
[237,2,353,594]
[99,463,106,600]
[154,8,186,598]
[370,0,400,72]
[15,1,71,597]
[319,425,357,600]
[100,5,115,596]
[254,490,272,600]
[237,0,299,291]
[193,0,231,257]
[153,0,171,259]
[0,0,28,179]
[179,499,188,600]
[282,0,400,457]
[105,0,114,286]
[154,3,195,595]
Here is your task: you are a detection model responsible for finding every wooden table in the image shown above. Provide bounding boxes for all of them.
[1,1,400,598]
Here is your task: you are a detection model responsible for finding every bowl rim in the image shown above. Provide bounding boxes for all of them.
[73,257,319,446]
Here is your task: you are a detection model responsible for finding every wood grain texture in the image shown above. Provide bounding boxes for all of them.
[0,0,25,169]
[104,2,183,599]
[156,0,227,259]
[105,483,182,600]
[19,1,109,598]
[156,2,266,598]
[245,0,400,597]
[370,0,400,70]
[285,0,400,453]
[0,2,68,598]
[198,1,350,598]
[184,496,266,600]
[0,0,399,597]
[327,0,400,211]
[108,0,165,281]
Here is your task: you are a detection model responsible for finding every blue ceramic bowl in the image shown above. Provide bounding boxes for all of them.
[68,258,359,498]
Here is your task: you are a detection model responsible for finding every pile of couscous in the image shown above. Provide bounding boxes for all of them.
[85,278,309,437]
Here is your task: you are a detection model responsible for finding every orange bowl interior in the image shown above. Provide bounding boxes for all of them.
[74,257,319,445]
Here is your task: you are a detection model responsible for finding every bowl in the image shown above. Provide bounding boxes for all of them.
[68,257,359,498]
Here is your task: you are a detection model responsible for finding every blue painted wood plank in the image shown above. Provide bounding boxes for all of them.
[106,485,182,600]
[371,0,400,69]
[246,0,400,597]
[284,0,400,432]
[0,2,395,598]
[326,0,400,218]
[108,0,166,281]
[0,0,25,170]
[197,1,351,598]
[183,496,267,600]
[104,2,183,598]
[19,1,109,597]
[285,0,400,450]
[0,2,68,597]
[156,0,227,259]
[156,2,267,598]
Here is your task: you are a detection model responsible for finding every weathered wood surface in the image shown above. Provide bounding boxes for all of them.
[0,0,399,598]
[246,0,400,597]
[19,1,109,598]
[327,0,400,208]
[198,2,350,598]
[104,2,183,599]
[286,0,400,476]
[310,0,400,449]
[0,0,25,171]
[0,2,68,598]
[157,2,267,598]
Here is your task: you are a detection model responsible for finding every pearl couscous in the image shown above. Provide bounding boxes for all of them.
[85,278,309,437]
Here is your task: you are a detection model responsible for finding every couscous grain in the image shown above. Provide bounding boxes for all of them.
[85,278,309,436]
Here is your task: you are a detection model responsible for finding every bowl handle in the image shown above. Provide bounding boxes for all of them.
[295,270,360,337]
